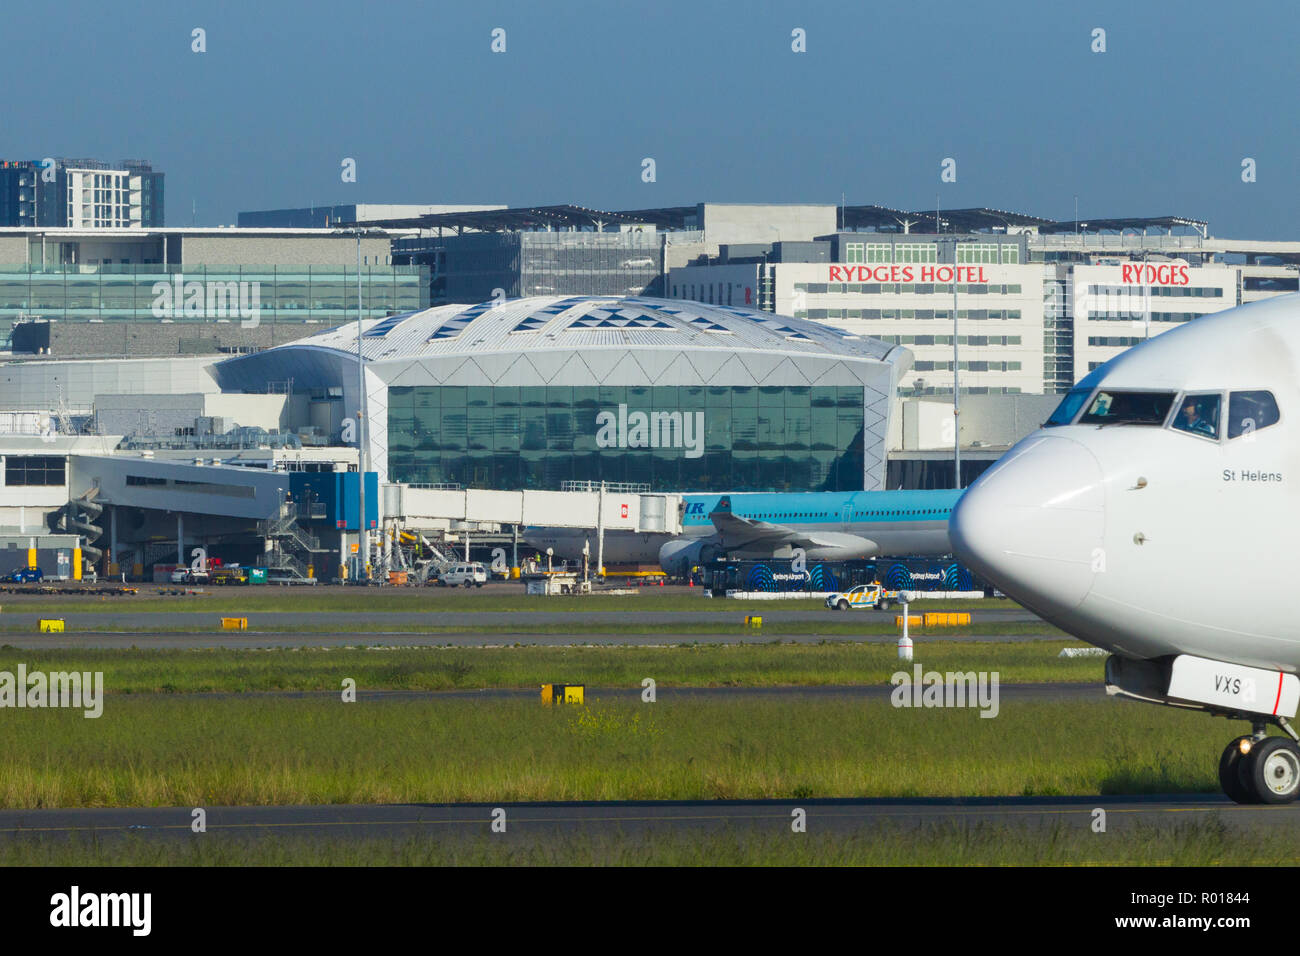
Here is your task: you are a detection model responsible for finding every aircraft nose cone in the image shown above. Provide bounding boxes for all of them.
[950,435,1105,610]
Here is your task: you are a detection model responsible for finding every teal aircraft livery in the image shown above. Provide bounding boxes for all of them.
[525,488,963,572]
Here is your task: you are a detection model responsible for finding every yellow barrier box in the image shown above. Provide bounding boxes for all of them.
[38,619,64,633]
[221,617,248,630]
[922,612,972,627]
[895,615,922,627]
[745,615,763,627]
[540,683,585,705]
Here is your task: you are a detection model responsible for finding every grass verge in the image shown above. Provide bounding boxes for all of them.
[0,696,1220,807]
[0,817,1287,866]
[0,642,1102,692]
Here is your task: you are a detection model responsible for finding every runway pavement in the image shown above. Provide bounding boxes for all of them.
[0,793,1288,845]
[0,607,1050,648]
[0,608,1041,629]
[0,630,1061,649]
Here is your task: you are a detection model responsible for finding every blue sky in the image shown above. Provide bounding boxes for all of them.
[7,0,1300,236]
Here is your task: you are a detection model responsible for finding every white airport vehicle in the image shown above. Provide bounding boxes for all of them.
[438,563,488,588]
[824,583,900,611]
[950,293,1300,804]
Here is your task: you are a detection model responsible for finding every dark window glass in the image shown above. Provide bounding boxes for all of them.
[1172,393,1221,440]
[386,385,865,492]
[6,456,65,486]
[1077,390,1175,427]
[1228,390,1281,439]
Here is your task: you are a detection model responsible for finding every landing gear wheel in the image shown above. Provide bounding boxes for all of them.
[1219,736,1257,804]
[1240,737,1300,805]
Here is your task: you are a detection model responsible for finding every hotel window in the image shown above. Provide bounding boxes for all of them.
[845,242,865,263]
[957,244,1014,264]
[895,244,937,264]
[865,243,892,263]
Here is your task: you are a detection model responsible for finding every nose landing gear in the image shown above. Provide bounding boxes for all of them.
[1220,717,1300,805]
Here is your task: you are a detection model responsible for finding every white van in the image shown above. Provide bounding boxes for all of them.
[439,563,488,588]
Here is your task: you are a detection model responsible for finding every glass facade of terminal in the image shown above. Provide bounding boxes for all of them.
[387,385,866,492]
[395,232,662,305]
[0,264,427,346]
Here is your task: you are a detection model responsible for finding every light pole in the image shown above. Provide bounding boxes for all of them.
[333,226,386,581]
[946,234,964,490]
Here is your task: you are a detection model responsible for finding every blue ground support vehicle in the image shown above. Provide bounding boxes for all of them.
[4,567,43,583]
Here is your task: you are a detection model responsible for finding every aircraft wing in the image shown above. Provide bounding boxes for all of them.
[708,495,851,551]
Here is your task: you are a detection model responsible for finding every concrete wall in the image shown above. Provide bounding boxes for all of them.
[0,236,28,264]
[15,320,319,358]
[238,205,505,228]
[699,204,838,248]
[180,235,393,266]
[95,392,287,437]
[0,356,220,411]
[890,393,1060,451]
[667,262,761,307]
[95,394,205,437]
[203,393,288,431]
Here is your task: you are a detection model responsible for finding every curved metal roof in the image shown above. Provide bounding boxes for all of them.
[256,295,904,366]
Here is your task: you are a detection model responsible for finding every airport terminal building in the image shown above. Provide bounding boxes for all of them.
[214,295,909,493]
[0,226,426,355]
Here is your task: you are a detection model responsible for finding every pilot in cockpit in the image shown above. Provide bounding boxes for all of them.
[1176,396,1217,438]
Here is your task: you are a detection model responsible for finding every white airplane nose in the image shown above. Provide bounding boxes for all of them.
[950,435,1106,610]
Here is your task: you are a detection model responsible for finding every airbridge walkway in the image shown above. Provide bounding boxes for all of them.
[391,485,681,535]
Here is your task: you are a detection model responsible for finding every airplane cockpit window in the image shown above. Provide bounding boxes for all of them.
[1045,386,1091,426]
[1171,393,1221,440]
[1227,390,1281,439]
[1077,390,1176,426]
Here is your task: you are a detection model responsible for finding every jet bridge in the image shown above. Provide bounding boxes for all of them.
[388,486,681,535]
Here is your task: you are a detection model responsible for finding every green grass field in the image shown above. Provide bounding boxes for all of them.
[0,641,1101,692]
[0,695,1218,808]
